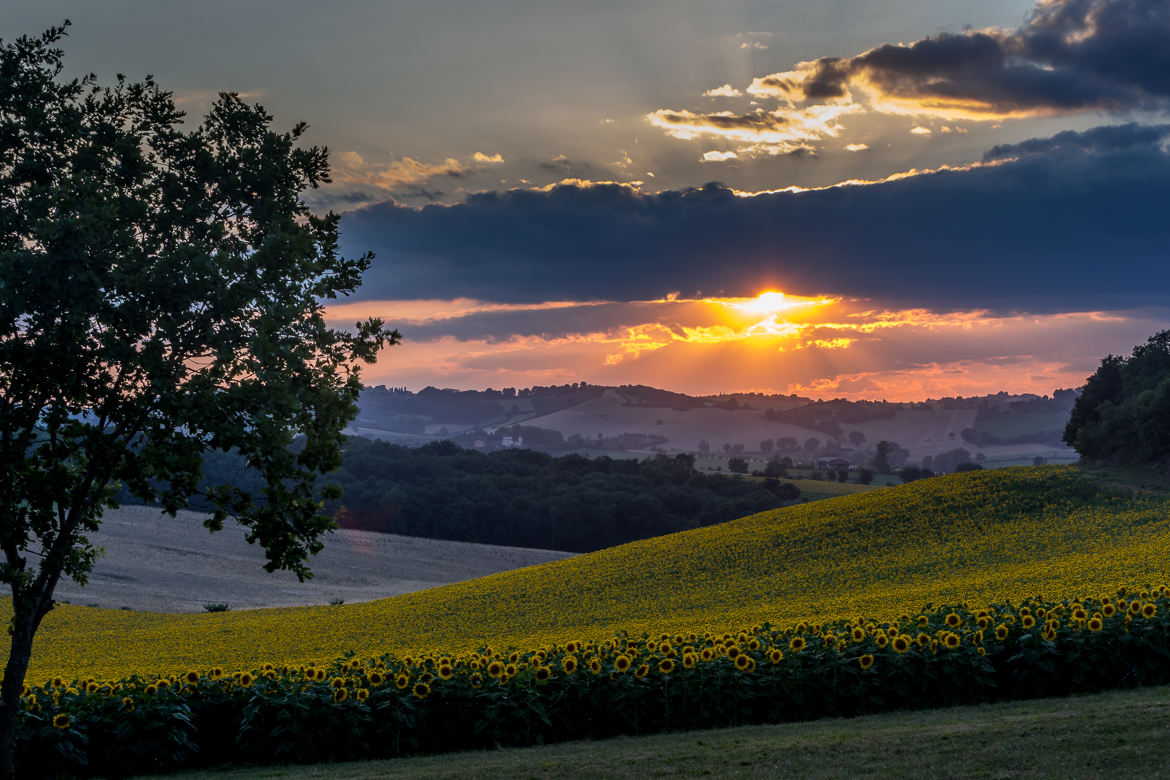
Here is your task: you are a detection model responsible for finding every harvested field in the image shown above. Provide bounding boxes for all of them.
[53,505,573,613]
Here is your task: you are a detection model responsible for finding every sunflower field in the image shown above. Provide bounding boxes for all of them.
[6,466,1170,774]
[15,589,1170,776]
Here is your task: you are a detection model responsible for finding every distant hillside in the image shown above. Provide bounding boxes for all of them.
[27,465,1170,681]
[352,383,1079,469]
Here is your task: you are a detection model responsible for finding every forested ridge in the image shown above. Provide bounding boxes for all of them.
[191,438,795,552]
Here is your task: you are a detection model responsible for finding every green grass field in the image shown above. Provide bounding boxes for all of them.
[11,465,1170,683]
[151,684,1170,779]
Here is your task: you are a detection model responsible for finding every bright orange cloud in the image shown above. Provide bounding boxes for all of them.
[332,293,1167,401]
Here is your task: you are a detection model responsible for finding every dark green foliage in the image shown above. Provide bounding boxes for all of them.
[0,24,393,776]
[1064,331,1170,466]
[188,440,789,552]
[327,441,787,552]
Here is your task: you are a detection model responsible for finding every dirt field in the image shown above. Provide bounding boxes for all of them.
[52,505,573,614]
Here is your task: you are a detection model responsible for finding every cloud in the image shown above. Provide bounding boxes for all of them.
[335,153,468,190]
[472,152,505,164]
[910,126,933,135]
[651,1,1170,158]
[702,150,739,162]
[339,124,1170,313]
[645,103,859,155]
[983,121,1170,160]
[845,143,869,151]
[330,295,1170,401]
[752,0,1170,121]
[736,31,774,51]
[703,84,743,98]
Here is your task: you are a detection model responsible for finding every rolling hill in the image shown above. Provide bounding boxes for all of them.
[13,465,1170,683]
[352,384,1079,467]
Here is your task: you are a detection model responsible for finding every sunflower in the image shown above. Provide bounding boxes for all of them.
[156,678,171,690]
[122,696,135,712]
[1088,617,1104,631]
[917,615,929,627]
[1021,615,1036,629]
[565,641,579,653]
[768,648,784,664]
[994,624,1009,641]
[943,633,961,649]
[356,688,370,702]
[789,637,806,652]
[412,682,430,700]
[560,655,578,675]
[395,674,410,690]
[892,636,911,654]
[635,664,650,679]
[85,682,99,694]
[614,654,632,673]
[535,666,552,682]
[944,613,962,628]
[658,658,675,674]
[330,676,346,688]
[487,661,505,679]
[726,645,741,659]
[367,671,385,686]
[1043,626,1057,641]
[1102,604,1117,617]
[469,673,484,688]
[874,633,889,649]
[144,684,158,696]
[1142,603,1157,619]
[851,627,866,643]
[182,670,200,686]
[333,688,349,703]
[734,654,751,671]
[437,665,454,680]
[700,647,715,662]
[315,669,328,681]
[52,713,71,730]
[682,653,697,669]
[858,654,875,670]
[587,657,603,675]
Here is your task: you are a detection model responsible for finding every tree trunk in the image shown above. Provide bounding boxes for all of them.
[0,607,38,780]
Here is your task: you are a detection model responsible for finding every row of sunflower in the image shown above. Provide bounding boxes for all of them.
[14,586,1170,777]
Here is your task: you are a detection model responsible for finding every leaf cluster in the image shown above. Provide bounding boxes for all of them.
[1064,330,1170,466]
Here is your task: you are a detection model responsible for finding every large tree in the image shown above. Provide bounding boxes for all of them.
[1064,330,1170,465]
[0,25,396,776]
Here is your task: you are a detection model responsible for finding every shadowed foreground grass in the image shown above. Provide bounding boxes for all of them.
[156,684,1170,779]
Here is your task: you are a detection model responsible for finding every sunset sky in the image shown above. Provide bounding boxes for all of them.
[5,0,1168,399]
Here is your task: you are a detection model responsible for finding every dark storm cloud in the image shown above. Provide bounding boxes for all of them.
[340,124,1170,312]
[764,0,1170,117]
[983,122,1170,160]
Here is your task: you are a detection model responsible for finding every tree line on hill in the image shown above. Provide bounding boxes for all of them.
[181,439,800,552]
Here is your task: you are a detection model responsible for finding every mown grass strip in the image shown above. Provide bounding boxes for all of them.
[152,684,1170,779]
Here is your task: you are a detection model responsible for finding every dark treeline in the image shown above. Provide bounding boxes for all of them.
[183,439,795,553]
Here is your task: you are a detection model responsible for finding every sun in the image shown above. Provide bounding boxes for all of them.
[731,291,796,316]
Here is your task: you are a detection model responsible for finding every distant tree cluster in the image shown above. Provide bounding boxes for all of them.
[191,440,801,553]
[1064,330,1170,465]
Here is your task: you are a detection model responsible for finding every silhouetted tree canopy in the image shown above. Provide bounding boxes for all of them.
[1064,330,1170,465]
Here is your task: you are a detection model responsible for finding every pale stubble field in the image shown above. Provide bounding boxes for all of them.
[53,505,573,613]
